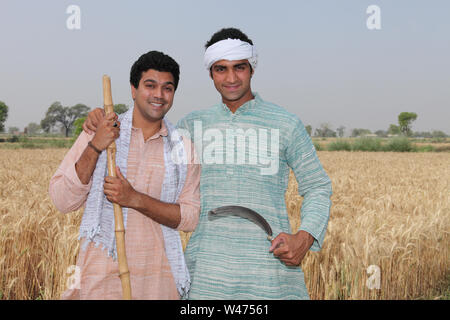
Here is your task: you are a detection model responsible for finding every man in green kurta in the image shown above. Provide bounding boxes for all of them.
[176,28,332,299]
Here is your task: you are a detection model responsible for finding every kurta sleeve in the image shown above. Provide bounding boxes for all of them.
[285,118,332,251]
[175,136,201,232]
[48,131,94,214]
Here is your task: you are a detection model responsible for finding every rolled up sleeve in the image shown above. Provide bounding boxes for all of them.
[176,136,201,232]
[49,132,94,214]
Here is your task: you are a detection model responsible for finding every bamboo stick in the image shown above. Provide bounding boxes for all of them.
[102,75,132,300]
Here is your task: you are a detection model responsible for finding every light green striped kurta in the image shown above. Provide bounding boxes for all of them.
[177,93,332,299]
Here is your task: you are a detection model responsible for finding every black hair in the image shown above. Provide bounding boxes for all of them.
[205,27,253,49]
[129,51,180,90]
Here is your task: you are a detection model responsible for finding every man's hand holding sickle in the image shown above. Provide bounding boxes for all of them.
[209,206,314,266]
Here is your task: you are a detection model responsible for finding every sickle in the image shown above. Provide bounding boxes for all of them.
[208,205,274,241]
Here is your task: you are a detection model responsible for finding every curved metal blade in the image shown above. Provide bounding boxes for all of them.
[208,205,273,240]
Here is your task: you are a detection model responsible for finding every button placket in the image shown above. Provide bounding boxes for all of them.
[226,114,237,176]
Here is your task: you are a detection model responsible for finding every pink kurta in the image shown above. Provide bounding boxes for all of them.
[49,121,200,299]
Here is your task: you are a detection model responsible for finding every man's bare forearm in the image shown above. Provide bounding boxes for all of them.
[75,143,100,185]
[128,191,181,229]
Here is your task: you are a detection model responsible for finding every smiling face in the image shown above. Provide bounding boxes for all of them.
[210,59,254,112]
[131,69,175,125]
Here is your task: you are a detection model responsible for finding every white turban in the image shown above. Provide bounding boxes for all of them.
[204,38,258,70]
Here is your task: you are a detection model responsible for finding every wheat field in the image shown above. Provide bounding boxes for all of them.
[0,149,448,299]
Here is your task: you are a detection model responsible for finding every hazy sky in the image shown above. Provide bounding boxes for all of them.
[1,0,449,134]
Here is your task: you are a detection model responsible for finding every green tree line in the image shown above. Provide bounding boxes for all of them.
[0,101,129,137]
[307,112,448,138]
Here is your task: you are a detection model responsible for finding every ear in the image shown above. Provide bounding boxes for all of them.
[131,84,137,100]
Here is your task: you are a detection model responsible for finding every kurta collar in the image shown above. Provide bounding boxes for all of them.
[132,119,168,141]
[220,92,262,116]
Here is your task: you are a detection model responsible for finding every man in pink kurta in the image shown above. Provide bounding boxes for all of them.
[49,51,200,299]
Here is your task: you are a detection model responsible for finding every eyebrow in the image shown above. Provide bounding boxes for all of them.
[233,62,248,68]
[213,62,248,69]
[143,79,175,87]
